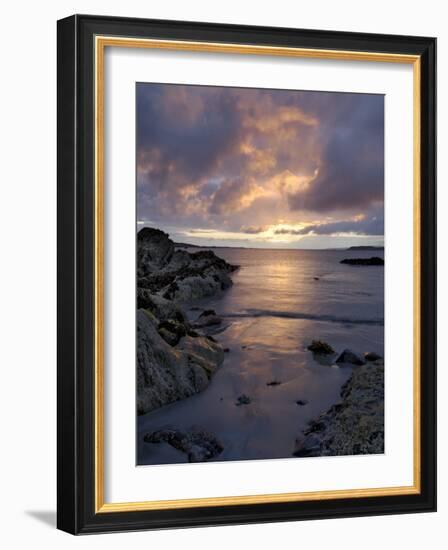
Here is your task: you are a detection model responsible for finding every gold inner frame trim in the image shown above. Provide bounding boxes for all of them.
[94,35,421,513]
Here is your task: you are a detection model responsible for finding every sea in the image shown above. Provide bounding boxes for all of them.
[137,247,384,465]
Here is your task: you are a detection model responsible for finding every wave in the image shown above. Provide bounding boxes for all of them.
[222,309,384,326]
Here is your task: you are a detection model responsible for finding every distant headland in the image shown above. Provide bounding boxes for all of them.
[347,245,384,251]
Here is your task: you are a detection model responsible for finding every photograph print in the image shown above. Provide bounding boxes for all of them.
[136,83,385,466]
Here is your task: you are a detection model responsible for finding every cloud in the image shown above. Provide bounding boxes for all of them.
[274,212,384,236]
[209,177,260,215]
[287,94,384,213]
[240,225,267,234]
[136,83,384,242]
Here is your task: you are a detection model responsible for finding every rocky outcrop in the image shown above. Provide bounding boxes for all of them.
[137,289,187,323]
[137,228,236,415]
[365,351,382,362]
[192,309,222,329]
[137,310,224,414]
[138,227,238,303]
[340,257,384,266]
[293,361,384,457]
[144,428,224,462]
[157,319,189,346]
[335,349,365,366]
[236,394,251,406]
[307,340,335,355]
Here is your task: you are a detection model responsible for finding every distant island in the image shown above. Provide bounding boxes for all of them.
[347,245,384,251]
[174,242,385,252]
[341,257,384,266]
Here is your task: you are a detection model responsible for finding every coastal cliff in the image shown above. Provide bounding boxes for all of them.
[137,228,237,415]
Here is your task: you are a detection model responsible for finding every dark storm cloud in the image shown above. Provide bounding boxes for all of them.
[137,85,242,183]
[287,94,384,212]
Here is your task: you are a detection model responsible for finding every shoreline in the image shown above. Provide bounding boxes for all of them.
[137,228,384,464]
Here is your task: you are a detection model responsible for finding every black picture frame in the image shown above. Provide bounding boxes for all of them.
[57,14,436,534]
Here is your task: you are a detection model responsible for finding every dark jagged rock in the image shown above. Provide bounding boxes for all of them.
[296,399,308,406]
[193,309,222,329]
[144,428,223,462]
[340,257,384,266]
[136,228,238,415]
[137,227,238,303]
[157,327,179,347]
[236,394,251,406]
[336,349,365,366]
[137,310,224,415]
[364,351,383,362]
[137,289,186,324]
[293,361,384,457]
[307,340,335,355]
[202,309,217,316]
[138,272,177,294]
[190,250,239,272]
[138,227,175,274]
[157,319,187,347]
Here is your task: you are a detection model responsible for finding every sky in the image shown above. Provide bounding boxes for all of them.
[136,83,384,249]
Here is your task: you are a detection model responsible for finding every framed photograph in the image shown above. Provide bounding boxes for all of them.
[57,14,436,534]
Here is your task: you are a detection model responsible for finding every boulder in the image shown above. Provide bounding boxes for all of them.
[335,349,365,366]
[296,399,308,406]
[157,319,187,347]
[293,434,321,457]
[193,309,222,329]
[137,310,224,415]
[157,327,179,347]
[236,394,251,406]
[144,428,223,462]
[307,340,335,355]
[137,227,175,275]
